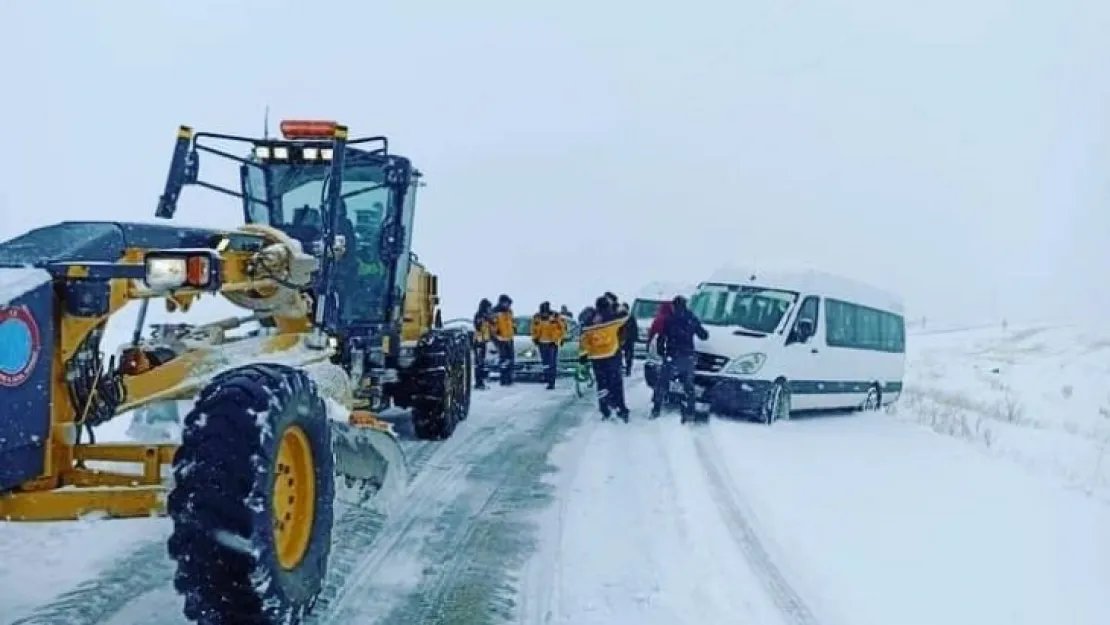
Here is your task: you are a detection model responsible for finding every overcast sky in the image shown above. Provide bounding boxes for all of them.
[1,0,1108,326]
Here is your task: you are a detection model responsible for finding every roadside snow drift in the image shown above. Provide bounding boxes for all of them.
[901,323,1110,502]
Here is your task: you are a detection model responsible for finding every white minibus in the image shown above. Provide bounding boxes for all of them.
[665,266,905,424]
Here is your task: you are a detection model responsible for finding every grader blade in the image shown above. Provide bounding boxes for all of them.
[330,418,410,512]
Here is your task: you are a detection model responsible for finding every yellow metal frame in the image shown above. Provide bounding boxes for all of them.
[401,257,439,342]
[0,242,318,522]
[2,152,444,523]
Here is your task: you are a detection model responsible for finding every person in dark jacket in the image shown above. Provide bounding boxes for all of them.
[580,296,631,421]
[618,302,638,376]
[472,298,495,389]
[492,294,516,386]
[577,305,595,326]
[651,295,709,419]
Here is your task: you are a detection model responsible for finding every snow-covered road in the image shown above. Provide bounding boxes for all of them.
[2,377,597,625]
[519,375,1110,625]
[517,393,823,625]
[3,325,1109,625]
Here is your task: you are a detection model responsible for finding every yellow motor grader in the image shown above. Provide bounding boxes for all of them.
[0,120,473,624]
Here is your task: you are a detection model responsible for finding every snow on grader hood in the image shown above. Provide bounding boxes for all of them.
[0,120,474,625]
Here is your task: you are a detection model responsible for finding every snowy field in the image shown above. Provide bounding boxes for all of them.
[2,323,1109,624]
[900,323,1110,503]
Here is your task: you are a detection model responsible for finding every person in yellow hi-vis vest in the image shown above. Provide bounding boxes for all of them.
[579,296,631,421]
[492,294,516,385]
[531,301,566,390]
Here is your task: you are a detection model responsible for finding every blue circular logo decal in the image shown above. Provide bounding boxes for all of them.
[0,306,41,387]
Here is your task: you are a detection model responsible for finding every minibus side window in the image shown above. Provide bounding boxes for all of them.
[787,296,820,344]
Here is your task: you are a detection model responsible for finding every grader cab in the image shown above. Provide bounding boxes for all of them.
[0,120,472,624]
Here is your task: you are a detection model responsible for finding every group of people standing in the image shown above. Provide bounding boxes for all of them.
[470,295,573,391]
[468,290,708,423]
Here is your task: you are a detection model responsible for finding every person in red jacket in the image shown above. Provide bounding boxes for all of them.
[646,301,674,355]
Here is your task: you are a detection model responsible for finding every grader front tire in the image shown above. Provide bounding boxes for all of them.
[167,363,335,625]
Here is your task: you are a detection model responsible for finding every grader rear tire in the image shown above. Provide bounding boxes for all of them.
[411,329,471,440]
[167,363,335,625]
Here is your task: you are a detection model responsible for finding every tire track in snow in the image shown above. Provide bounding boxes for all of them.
[389,398,589,625]
[312,433,447,610]
[316,386,581,624]
[331,390,592,625]
[311,402,520,619]
[7,538,172,625]
[513,370,646,624]
[513,415,600,625]
[691,430,821,625]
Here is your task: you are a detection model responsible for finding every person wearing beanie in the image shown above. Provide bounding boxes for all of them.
[651,295,709,420]
[579,295,631,421]
[531,301,565,389]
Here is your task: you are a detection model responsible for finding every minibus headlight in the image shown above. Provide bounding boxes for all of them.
[724,352,766,375]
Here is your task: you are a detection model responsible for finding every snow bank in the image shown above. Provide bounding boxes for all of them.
[897,323,1110,503]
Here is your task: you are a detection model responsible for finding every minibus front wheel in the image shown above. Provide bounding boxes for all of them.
[760,380,791,425]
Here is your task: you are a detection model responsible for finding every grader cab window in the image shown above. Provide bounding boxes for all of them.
[241,162,395,324]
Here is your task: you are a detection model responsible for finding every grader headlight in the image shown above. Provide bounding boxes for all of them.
[144,250,222,292]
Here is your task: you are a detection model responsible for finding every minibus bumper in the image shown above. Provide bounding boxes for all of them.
[696,375,773,415]
[644,359,772,416]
